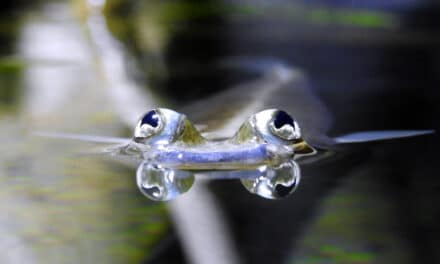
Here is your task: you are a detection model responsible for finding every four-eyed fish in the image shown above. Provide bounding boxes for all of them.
[37,62,434,201]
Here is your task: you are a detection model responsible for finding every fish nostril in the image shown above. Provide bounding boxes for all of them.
[273,110,294,129]
[141,110,160,128]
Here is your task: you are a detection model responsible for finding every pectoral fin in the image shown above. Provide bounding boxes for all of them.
[34,131,130,144]
[334,130,434,144]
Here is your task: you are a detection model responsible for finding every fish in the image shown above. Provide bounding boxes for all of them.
[35,58,434,200]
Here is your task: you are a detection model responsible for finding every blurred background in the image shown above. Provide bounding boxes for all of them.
[0,0,439,263]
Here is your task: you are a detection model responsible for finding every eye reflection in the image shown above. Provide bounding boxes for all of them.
[275,184,295,197]
[240,161,301,199]
[136,161,194,201]
[135,160,301,201]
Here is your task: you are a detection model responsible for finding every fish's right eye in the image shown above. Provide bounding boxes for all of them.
[269,110,301,141]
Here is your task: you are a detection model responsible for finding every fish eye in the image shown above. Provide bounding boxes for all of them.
[134,109,163,140]
[273,110,294,129]
[233,109,302,145]
[133,108,205,146]
[269,110,301,141]
[141,110,160,128]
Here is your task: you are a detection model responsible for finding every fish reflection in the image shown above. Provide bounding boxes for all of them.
[36,62,434,200]
[240,161,301,199]
[137,160,301,201]
[136,162,194,201]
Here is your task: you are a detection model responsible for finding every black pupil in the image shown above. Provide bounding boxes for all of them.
[141,110,159,128]
[275,183,295,197]
[273,110,294,129]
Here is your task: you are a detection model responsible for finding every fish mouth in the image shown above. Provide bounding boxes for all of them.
[142,142,295,171]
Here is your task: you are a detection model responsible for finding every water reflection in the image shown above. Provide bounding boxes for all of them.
[136,162,194,201]
[241,161,301,199]
[136,159,301,200]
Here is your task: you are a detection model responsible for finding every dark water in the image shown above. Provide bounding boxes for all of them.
[1,0,439,263]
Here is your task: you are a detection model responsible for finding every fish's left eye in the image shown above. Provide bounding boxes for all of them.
[141,110,160,128]
[270,110,301,141]
[134,109,163,140]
